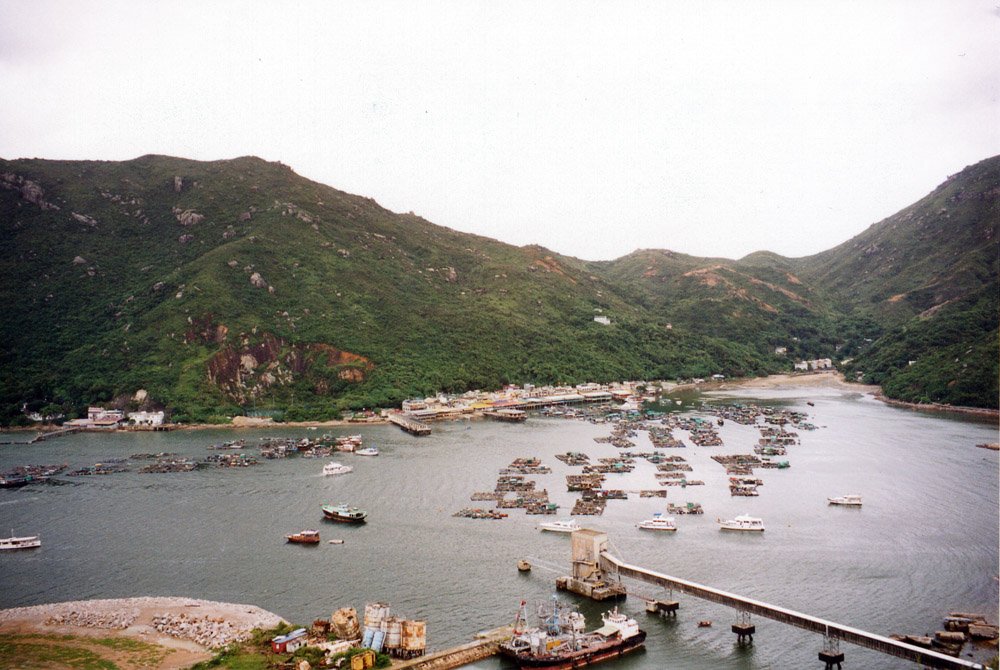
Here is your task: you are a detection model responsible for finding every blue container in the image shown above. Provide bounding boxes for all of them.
[371,630,385,652]
[362,628,374,648]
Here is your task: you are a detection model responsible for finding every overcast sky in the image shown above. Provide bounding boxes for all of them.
[1,1,997,261]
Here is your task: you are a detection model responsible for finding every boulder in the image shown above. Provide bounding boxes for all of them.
[249,272,267,288]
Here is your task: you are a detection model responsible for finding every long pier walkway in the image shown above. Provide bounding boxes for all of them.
[599,551,983,669]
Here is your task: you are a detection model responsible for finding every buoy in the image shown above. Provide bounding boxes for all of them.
[517,559,531,572]
[698,620,712,628]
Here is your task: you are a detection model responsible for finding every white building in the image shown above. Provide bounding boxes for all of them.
[129,410,165,426]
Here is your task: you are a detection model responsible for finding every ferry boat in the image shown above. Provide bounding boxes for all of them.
[717,513,765,532]
[323,462,353,476]
[354,447,379,456]
[0,531,41,550]
[499,599,646,669]
[321,503,367,524]
[538,519,581,534]
[286,529,320,544]
[637,513,676,532]
[828,494,863,507]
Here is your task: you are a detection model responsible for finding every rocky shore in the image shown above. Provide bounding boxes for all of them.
[0,596,286,650]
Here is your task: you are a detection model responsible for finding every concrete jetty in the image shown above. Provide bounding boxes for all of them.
[389,626,511,670]
[388,414,431,436]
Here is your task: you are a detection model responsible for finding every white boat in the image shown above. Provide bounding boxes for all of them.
[637,513,677,531]
[828,494,863,507]
[323,462,353,476]
[538,518,581,533]
[355,447,379,456]
[717,513,765,532]
[0,531,41,550]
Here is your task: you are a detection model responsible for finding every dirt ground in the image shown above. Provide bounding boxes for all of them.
[0,597,286,670]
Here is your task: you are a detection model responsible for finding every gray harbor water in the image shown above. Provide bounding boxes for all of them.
[1,385,997,669]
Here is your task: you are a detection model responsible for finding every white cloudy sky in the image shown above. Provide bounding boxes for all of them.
[1,1,997,261]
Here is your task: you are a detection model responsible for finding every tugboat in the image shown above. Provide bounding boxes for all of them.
[499,599,646,669]
[321,503,368,524]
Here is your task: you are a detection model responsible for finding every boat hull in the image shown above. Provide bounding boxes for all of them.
[322,511,367,524]
[501,631,646,669]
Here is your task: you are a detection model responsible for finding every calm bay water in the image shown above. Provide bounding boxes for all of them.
[1,386,997,669]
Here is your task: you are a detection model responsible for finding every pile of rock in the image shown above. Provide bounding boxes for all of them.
[45,606,138,629]
[151,612,249,649]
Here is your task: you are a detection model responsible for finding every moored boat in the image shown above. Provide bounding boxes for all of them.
[286,529,320,544]
[0,531,41,550]
[538,518,581,534]
[322,503,367,524]
[828,494,863,507]
[637,513,676,532]
[323,461,353,476]
[499,599,646,669]
[717,513,765,532]
[355,447,379,456]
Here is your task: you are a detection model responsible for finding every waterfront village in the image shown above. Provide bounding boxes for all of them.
[38,357,837,432]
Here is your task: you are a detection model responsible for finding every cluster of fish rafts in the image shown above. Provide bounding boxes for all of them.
[3,433,374,483]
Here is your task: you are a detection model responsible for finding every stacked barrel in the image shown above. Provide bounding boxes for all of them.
[360,602,425,658]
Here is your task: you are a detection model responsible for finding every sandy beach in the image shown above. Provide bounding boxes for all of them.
[0,597,286,669]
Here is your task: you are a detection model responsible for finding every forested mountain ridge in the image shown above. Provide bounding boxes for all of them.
[1,154,995,423]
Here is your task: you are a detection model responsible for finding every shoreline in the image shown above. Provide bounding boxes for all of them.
[9,371,997,434]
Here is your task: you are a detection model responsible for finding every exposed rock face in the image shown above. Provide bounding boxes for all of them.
[173,175,183,192]
[0,172,60,210]
[206,332,374,403]
[173,207,205,226]
[178,234,195,244]
[71,212,98,226]
[72,256,87,265]
[239,211,252,222]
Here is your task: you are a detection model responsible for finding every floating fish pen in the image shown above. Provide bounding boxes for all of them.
[453,508,508,519]
[759,458,790,469]
[656,462,693,472]
[582,489,627,500]
[555,452,590,465]
[667,502,704,514]
[495,475,537,492]
[500,457,552,475]
[639,490,668,498]
[204,453,258,467]
[566,474,604,491]
[139,458,198,473]
[470,491,501,501]
[525,502,559,515]
[711,454,761,475]
[570,498,607,515]
[496,490,550,508]
[129,452,180,460]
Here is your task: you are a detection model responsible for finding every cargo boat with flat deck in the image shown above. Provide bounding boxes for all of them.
[499,599,646,669]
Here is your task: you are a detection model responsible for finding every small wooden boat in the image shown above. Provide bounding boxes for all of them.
[286,529,321,544]
[517,559,531,572]
[698,620,712,628]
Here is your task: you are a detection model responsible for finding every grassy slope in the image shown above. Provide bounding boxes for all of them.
[0,155,776,422]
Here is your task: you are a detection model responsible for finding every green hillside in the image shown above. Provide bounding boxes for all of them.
[1,154,996,424]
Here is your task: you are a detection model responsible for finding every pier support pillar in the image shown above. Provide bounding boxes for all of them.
[732,611,755,644]
[819,634,844,669]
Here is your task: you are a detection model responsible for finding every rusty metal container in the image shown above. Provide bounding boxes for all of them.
[330,607,361,640]
[383,617,402,649]
[401,619,426,655]
[363,602,390,630]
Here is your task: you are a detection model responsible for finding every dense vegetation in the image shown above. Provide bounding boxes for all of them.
[1,154,996,424]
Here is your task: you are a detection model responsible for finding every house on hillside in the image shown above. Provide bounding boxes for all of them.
[128,410,164,426]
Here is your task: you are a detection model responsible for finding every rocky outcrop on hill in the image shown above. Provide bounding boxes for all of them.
[1,171,60,210]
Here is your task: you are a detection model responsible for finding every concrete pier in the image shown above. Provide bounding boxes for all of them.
[388,414,431,436]
[389,626,510,670]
